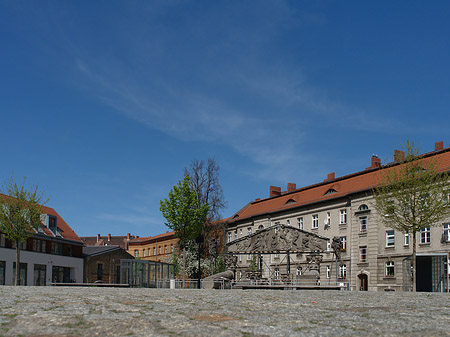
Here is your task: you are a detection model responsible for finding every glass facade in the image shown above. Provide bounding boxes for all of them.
[120,259,175,288]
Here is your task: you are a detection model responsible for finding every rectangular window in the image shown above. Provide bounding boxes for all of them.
[32,239,46,253]
[0,261,5,285]
[421,227,431,244]
[52,266,70,283]
[386,230,395,247]
[360,216,367,232]
[326,240,331,252]
[326,212,331,226]
[340,236,347,251]
[359,246,367,263]
[404,232,410,246]
[274,252,280,259]
[164,245,167,254]
[239,229,243,237]
[248,228,252,236]
[274,222,280,234]
[171,244,174,253]
[297,217,303,230]
[386,261,395,277]
[228,232,231,243]
[153,247,156,255]
[326,266,331,279]
[234,230,237,240]
[274,268,279,280]
[50,242,63,255]
[142,249,146,257]
[13,262,28,285]
[148,248,151,256]
[159,246,161,254]
[339,209,347,224]
[312,214,318,229]
[239,254,242,262]
[97,263,103,281]
[134,250,139,257]
[34,264,46,286]
[339,264,347,278]
[247,253,252,260]
[443,223,450,242]
[287,219,290,226]
[296,267,302,276]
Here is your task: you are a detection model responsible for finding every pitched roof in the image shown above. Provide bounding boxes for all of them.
[83,245,124,257]
[227,145,450,225]
[80,234,136,249]
[0,194,81,242]
[128,231,176,245]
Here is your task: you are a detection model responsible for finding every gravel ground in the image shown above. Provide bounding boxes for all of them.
[0,286,449,336]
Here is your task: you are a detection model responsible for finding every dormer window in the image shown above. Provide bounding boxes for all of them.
[232,214,239,220]
[285,198,296,205]
[325,188,337,195]
[48,216,57,236]
[359,204,369,211]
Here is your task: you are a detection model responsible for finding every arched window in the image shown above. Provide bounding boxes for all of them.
[359,204,369,211]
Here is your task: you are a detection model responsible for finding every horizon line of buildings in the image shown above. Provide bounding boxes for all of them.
[1,140,450,291]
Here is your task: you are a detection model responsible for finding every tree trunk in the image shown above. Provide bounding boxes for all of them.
[182,247,186,287]
[412,232,417,292]
[15,239,20,286]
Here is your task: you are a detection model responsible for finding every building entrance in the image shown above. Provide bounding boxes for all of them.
[358,273,368,291]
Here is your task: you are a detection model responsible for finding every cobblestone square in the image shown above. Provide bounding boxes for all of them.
[0,287,449,336]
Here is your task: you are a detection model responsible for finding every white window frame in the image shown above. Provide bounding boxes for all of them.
[134,250,139,258]
[296,267,302,276]
[274,252,280,259]
[239,229,243,237]
[248,228,252,236]
[360,216,367,232]
[312,214,318,229]
[297,217,303,230]
[326,212,331,225]
[421,227,431,244]
[386,230,395,247]
[443,223,450,242]
[339,264,347,278]
[326,266,331,279]
[274,268,280,280]
[339,209,347,224]
[228,232,232,243]
[386,261,395,277]
[340,236,347,251]
[404,232,410,246]
[234,230,238,240]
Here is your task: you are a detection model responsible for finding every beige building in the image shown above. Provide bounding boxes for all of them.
[225,141,450,292]
[127,231,178,262]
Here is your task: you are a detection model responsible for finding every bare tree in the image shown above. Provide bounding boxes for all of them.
[185,158,226,222]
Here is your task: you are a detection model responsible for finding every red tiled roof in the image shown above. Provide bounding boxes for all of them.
[0,194,81,242]
[128,231,176,245]
[228,146,450,224]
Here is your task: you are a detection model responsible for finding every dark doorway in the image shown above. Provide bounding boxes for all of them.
[358,273,368,291]
[416,255,447,292]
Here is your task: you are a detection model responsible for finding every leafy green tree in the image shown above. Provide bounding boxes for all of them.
[0,176,48,285]
[249,254,258,272]
[213,255,226,274]
[373,141,450,291]
[160,175,209,281]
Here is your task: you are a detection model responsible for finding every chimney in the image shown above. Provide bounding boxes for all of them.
[127,233,131,240]
[324,172,335,182]
[435,141,444,151]
[287,183,296,192]
[394,150,405,162]
[96,234,100,242]
[366,155,381,169]
[107,233,111,241]
[270,186,281,197]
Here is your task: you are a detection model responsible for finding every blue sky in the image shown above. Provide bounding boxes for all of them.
[1,1,450,237]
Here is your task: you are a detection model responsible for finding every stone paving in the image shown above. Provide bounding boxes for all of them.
[0,286,449,336]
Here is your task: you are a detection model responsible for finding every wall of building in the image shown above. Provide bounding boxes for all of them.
[0,247,83,285]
